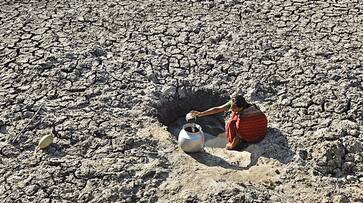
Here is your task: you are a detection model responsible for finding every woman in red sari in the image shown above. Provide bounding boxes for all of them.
[190,95,268,150]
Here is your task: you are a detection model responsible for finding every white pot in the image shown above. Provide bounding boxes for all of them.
[178,123,205,153]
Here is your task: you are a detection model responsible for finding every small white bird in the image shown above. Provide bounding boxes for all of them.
[34,134,54,155]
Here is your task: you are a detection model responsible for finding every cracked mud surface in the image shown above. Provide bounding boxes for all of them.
[1,0,363,202]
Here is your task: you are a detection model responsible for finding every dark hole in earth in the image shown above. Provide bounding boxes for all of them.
[155,89,230,148]
[184,127,200,133]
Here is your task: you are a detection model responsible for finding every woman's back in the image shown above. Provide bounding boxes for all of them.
[236,105,268,142]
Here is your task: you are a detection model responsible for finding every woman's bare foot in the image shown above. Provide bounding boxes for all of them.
[226,137,241,150]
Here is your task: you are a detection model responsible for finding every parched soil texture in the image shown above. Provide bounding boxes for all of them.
[1,0,363,202]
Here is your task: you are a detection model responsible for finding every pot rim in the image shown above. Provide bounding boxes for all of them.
[182,123,202,131]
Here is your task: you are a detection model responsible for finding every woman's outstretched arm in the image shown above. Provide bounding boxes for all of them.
[190,102,230,117]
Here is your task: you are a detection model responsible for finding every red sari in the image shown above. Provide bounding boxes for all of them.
[225,106,268,144]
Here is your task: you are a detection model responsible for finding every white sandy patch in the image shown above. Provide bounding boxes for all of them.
[140,124,286,201]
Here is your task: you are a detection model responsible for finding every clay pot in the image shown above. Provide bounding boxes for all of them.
[178,123,204,153]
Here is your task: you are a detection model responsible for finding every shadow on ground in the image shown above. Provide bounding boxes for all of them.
[44,143,67,157]
[189,128,294,170]
[188,150,248,170]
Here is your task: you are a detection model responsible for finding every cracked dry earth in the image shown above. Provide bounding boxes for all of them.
[0,0,363,202]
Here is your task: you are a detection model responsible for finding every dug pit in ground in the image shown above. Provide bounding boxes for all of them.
[155,89,230,148]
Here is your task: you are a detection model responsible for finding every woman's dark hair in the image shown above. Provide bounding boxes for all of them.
[233,95,251,108]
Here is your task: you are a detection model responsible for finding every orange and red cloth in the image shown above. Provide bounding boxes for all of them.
[225,106,268,145]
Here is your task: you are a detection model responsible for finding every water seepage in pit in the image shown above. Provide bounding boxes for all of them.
[155,89,230,149]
